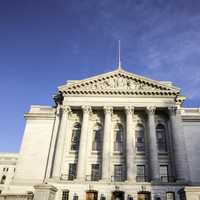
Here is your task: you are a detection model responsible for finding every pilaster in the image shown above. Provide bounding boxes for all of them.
[52,106,71,179]
[168,106,189,183]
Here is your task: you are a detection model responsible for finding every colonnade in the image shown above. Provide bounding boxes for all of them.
[51,105,187,183]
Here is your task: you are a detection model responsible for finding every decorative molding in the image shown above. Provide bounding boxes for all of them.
[168,106,177,116]
[82,105,91,112]
[103,106,113,115]
[147,106,156,115]
[62,105,71,113]
[125,106,135,115]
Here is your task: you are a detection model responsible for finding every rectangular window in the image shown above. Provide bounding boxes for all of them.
[114,142,123,152]
[71,130,79,151]
[114,165,124,182]
[92,129,101,151]
[136,133,145,152]
[91,164,100,181]
[136,165,146,182]
[62,190,69,200]
[68,163,77,180]
[160,165,168,182]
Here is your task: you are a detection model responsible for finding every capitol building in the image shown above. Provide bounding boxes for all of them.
[0,67,200,200]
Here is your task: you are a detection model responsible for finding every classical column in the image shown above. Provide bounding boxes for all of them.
[168,107,188,182]
[52,106,71,179]
[102,106,113,181]
[125,106,136,182]
[147,106,160,181]
[76,105,91,180]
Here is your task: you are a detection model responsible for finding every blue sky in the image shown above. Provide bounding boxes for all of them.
[0,0,200,152]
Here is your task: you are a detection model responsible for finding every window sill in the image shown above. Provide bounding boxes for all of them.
[69,150,78,154]
[158,152,168,156]
[136,152,146,155]
[91,151,100,155]
[113,151,123,155]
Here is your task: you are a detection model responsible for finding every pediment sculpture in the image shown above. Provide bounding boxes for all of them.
[59,69,180,96]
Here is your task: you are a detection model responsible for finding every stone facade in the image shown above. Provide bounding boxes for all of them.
[0,68,200,200]
[0,153,18,193]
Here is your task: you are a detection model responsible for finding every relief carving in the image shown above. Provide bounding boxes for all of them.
[83,76,157,91]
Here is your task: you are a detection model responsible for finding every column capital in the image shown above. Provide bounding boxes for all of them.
[147,106,156,115]
[82,105,92,114]
[168,106,179,116]
[61,105,71,114]
[125,106,135,114]
[103,106,113,114]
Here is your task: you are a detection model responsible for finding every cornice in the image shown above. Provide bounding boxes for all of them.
[182,116,200,122]
[24,113,56,119]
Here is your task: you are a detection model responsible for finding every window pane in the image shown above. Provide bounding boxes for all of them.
[137,165,145,176]
[160,165,168,182]
[62,191,69,200]
[136,165,146,182]
[68,163,77,180]
[71,124,81,151]
[156,124,167,152]
[114,165,124,181]
[135,124,145,152]
[91,164,100,181]
[114,124,123,152]
[92,129,101,151]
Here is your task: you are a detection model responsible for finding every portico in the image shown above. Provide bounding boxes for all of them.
[7,67,198,200]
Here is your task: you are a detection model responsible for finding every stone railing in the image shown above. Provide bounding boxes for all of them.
[0,192,33,200]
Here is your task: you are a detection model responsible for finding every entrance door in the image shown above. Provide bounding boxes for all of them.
[112,191,124,200]
[138,193,151,200]
[86,191,98,200]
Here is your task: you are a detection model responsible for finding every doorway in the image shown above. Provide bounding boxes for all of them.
[137,192,151,200]
[112,191,124,200]
[86,191,98,200]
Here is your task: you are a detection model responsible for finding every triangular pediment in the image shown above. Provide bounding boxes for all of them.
[59,69,180,97]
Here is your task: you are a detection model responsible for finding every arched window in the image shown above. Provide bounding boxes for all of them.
[71,123,81,151]
[0,175,6,184]
[114,123,124,152]
[135,124,145,152]
[156,124,167,152]
[92,123,102,151]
